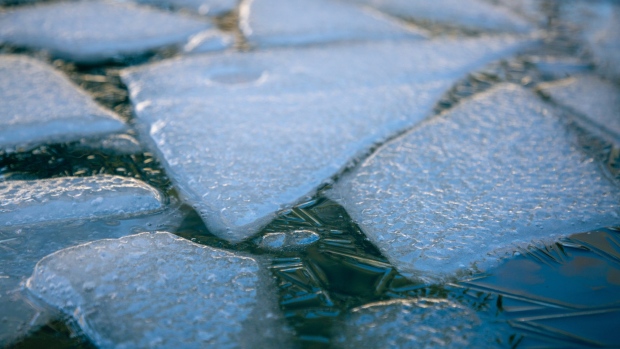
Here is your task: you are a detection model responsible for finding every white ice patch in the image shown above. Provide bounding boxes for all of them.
[25,232,292,348]
[329,84,620,281]
[0,55,126,150]
[0,1,213,64]
[241,0,425,48]
[0,175,164,227]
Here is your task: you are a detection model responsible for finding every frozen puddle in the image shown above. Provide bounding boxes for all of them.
[0,175,163,227]
[241,0,424,48]
[123,36,534,242]
[0,0,216,64]
[329,84,620,281]
[0,55,126,150]
[26,232,292,348]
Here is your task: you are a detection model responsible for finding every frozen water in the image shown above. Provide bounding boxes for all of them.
[123,36,534,242]
[343,0,533,33]
[254,230,319,251]
[540,75,620,143]
[493,0,545,24]
[0,1,214,64]
[334,298,508,348]
[75,134,144,155]
[26,232,292,348]
[0,55,126,150]
[241,0,425,48]
[0,175,164,227]
[135,0,237,16]
[586,6,620,81]
[329,84,620,281]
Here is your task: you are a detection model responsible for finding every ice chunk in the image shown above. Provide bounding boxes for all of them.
[136,0,237,16]
[343,0,532,33]
[26,232,292,348]
[335,298,508,348]
[254,230,319,251]
[122,36,534,243]
[329,84,620,281]
[0,175,164,227]
[0,1,214,64]
[586,6,620,81]
[241,0,425,48]
[539,75,620,143]
[0,55,126,150]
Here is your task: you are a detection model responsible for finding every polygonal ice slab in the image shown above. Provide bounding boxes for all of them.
[540,75,620,143]
[241,0,424,48]
[0,55,126,150]
[329,84,620,281]
[0,175,163,227]
[0,1,213,64]
[343,0,532,33]
[334,298,509,348]
[123,36,534,242]
[26,232,292,349]
[136,0,237,16]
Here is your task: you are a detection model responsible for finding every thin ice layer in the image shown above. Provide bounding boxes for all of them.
[0,175,163,226]
[241,0,424,48]
[329,84,620,281]
[26,232,292,349]
[0,1,212,64]
[0,55,126,150]
[540,75,620,143]
[123,37,534,242]
[343,0,532,33]
[135,0,237,16]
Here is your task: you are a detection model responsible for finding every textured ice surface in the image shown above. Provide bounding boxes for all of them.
[254,230,319,251]
[335,298,507,348]
[329,84,620,281]
[123,36,534,242]
[344,0,532,33]
[0,1,212,64]
[0,175,163,227]
[136,0,237,16]
[241,0,424,48]
[26,232,292,349]
[494,0,544,24]
[540,75,620,143]
[0,55,126,150]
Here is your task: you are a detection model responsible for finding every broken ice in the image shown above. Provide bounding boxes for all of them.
[26,232,292,348]
[0,1,213,64]
[0,55,126,150]
[254,230,319,251]
[123,36,534,242]
[0,175,163,227]
[329,84,620,281]
[136,0,237,16]
[241,0,424,48]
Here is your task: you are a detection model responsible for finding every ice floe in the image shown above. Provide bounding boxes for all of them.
[123,36,534,242]
[26,232,292,348]
[0,175,163,227]
[0,55,126,150]
[329,84,620,281]
[241,0,425,48]
[136,0,237,16]
[0,1,214,64]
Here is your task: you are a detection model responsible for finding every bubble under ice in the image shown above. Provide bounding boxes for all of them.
[26,232,293,349]
[122,36,535,243]
[329,84,620,281]
[0,0,216,64]
[0,55,126,150]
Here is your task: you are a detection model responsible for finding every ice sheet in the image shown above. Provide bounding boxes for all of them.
[135,0,237,16]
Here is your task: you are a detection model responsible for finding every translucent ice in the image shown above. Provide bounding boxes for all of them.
[26,232,292,348]
[136,0,237,16]
[0,1,213,64]
[0,55,126,150]
[329,84,620,281]
[0,175,164,227]
[241,0,424,48]
[123,37,534,243]
[540,75,620,143]
[343,0,533,33]
[254,230,319,251]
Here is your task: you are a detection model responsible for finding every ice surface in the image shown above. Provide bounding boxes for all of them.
[540,75,620,143]
[254,230,319,251]
[136,0,237,16]
[26,232,292,348]
[334,298,508,348]
[241,0,425,48]
[122,36,534,242]
[0,175,164,227]
[329,84,620,281]
[0,1,213,64]
[343,0,533,33]
[0,55,126,150]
